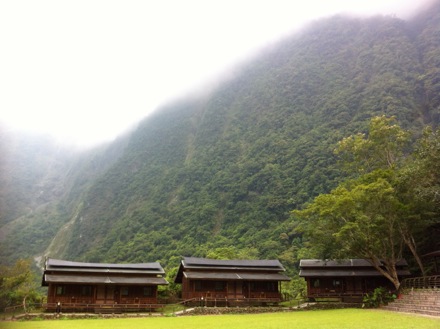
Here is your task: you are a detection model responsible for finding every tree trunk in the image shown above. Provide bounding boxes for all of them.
[22,295,27,313]
[368,257,400,291]
[401,231,426,277]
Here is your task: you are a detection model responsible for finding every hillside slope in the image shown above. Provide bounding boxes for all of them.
[63,8,439,269]
[0,132,128,264]
[2,2,439,272]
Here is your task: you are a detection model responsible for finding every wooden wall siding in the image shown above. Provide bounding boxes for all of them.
[42,258,168,312]
[300,259,411,301]
[305,277,394,298]
[175,257,290,303]
[47,284,95,304]
[47,284,158,305]
[182,279,281,300]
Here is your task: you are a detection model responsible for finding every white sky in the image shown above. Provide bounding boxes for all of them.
[0,0,425,147]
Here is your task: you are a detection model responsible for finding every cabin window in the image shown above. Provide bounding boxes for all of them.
[266,282,276,292]
[195,281,203,291]
[143,286,153,297]
[80,286,92,296]
[215,281,225,291]
[121,287,129,296]
[333,280,341,287]
[313,279,320,288]
[56,286,66,296]
[250,282,277,292]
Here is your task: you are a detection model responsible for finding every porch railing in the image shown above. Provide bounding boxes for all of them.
[43,302,164,313]
[182,296,284,307]
[3,302,166,318]
[400,275,440,290]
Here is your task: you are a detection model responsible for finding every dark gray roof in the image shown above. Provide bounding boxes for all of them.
[299,259,410,278]
[182,257,285,271]
[300,259,408,268]
[42,258,166,286]
[46,258,164,273]
[299,269,411,277]
[44,274,168,285]
[174,257,289,283]
[183,271,291,281]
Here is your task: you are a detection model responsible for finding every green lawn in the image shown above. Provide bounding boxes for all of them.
[1,309,439,329]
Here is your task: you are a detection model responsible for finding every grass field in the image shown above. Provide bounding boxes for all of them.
[1,309,439,329]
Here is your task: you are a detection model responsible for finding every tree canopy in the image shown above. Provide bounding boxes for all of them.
[1,3,439,290]
[293,116,438,289]
[0,259,40,311]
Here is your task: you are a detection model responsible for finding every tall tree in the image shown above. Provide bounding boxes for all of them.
[399,127,440,260]
[336,116,428,276]
[293,116,430,289]
[294,170,406,290]
[0,259,39,312]
[408,127,440,208]
[334,115,409,173]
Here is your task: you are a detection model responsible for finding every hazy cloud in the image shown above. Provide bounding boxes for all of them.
[0,0,432,147]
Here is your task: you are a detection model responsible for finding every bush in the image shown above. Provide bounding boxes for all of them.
[362,287,396,308]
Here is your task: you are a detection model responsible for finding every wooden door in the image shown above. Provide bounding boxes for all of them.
[243,281,251,298]
[227,281,243,299]
[96,285,115,304]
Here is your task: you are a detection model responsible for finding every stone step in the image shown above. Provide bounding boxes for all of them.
[399,293,439,297]
[385,304,440,312]
[394,299,440,305]
[400,294,439,299]
[393,299,436,305]
[402,292,439,298]
[391,303,440,308]
[396,302,439,306]
[382,289,440,317]
[383,306,440,317]
[394,296,439,300]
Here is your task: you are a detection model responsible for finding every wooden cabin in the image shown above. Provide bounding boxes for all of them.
[299,259,411,302]
[174,257,290,306]
[42,258,168,312]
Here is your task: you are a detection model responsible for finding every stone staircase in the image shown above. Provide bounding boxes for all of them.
[382,289,440,317]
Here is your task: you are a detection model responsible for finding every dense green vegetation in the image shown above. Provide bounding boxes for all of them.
[0,134,129,265]
[2,309,440,329]
[294,116,439,289]
[1,1,439,296]
[0,259,41,311]
[68,5,439,270]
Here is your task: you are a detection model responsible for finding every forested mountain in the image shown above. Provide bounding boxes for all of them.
[1,1,439,275]
[0,131,128,264]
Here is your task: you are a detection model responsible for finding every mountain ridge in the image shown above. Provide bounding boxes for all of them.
[1,2,439,273]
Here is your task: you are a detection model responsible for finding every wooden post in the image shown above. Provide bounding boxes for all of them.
[278,282,280,300]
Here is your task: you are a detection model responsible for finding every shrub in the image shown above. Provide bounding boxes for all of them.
[362,287,396,308]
